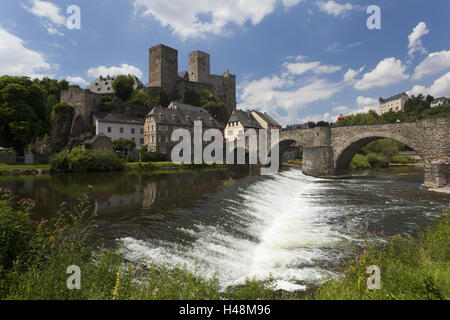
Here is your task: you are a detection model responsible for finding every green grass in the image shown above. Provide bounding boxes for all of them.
[0,163,51,173]
[309,208,450,300]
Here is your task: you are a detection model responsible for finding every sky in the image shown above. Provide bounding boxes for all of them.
[1,0,450,125]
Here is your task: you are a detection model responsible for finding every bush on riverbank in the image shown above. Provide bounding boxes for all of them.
[350,138,420,170]
[310,206,450,300]
[50,147,125,173]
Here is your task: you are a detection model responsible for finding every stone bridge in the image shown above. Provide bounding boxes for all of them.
[278,117,450,190]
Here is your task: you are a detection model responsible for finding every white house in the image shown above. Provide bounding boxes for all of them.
[88,75,143,95]
[93,112,145,146]
[379,93,409,114]
[431,97,447,107]
[224,109,263,141]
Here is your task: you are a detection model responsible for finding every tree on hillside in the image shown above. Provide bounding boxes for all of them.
[404,94,433,114]
[0,76,49,154]
[112,75,135,101]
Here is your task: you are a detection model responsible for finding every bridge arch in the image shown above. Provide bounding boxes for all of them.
[333,131,424,176]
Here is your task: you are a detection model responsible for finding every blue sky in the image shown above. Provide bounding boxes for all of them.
[1,0,450,125]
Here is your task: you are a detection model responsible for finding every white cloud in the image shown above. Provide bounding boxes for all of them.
[407,21,429,61]
[0,27,53,78]
[87,64,143,80]
[21,0,66,35]
[66,76,89,87]
[412,50,450,80]
[282,60,341,76]
[317,1,354,17]
[354,58,409,90]
[408,71,450,97]
[239,74,343,125]
[343,66,364,82]
[133,0,303,39]
[356,96,378,106]
[332,106,349,113]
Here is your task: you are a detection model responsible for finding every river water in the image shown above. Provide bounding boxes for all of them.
[1,166,449,291]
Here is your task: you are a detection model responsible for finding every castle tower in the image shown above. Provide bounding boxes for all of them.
[189,51,210,84]
[149,44,178,96]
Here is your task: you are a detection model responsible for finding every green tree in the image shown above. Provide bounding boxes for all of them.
[112,75,135,101]
[0,76,49,155]
[113,138,136,153]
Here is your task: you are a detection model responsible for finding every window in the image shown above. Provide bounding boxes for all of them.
[151,136,156,143]
[131,128,135,134]
[120,128,124,134]
[140,138,144,145]
[108,127,112,133]
[140,128,144,134]
[160,146,167,154]
[131,137,135,142]
[151,147,155,152]
[228,130,233,135]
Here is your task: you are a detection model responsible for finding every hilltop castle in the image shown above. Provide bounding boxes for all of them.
[147,44,236,110]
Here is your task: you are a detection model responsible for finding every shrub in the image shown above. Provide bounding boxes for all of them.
[0,188,35,270]
[51,103,74,120]
[141,152,169,162]
[351,154,371,170]
[366,153,389,168]
[50,147,125,173]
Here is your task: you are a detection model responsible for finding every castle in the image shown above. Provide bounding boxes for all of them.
[147,44,236,110]
[54,44,236,152]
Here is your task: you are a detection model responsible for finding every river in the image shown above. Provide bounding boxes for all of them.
[1,166,449,291]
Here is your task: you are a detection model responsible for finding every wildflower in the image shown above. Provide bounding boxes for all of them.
[49,235,56,248]
[113,266,122,300]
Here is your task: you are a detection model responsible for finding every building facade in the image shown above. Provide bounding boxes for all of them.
[148,44,236,111]
[93,112,145,146]
[379,93,409,114]
[82,134,114,152]
[88,75,144,95]
[144,102,221,155]
[224,110,264,141]
[250,110,282,130]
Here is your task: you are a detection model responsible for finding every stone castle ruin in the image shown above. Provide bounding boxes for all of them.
[148,44,236,110]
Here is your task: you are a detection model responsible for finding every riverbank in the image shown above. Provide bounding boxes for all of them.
[0,162,230,177]
[0,163,51,176]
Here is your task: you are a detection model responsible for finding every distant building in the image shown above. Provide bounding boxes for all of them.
[431,97,447,107]
[82,134,114,152]
[93,112,145,146]
[250,110,282,130]
[224,109,263,141]
[144,102,221,155]
[379,93,409,114]
[88,75,144,95]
